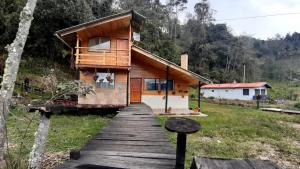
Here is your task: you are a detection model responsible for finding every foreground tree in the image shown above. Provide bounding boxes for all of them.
[0,0,38,167]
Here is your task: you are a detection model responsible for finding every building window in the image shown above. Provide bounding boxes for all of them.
[255,89,260,96]
[144,79,159,90]
[88,37,110,51]
[212,90,214,92]
[160,80,174,91]
[261,89,266,95]
[95,72,114,88]
[243,89,249,95]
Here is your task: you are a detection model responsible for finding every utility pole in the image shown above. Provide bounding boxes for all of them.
[243,64,246,83]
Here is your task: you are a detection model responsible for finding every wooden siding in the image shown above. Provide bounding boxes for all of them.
[76,27,130,67]
[78,69,128,106]
[130,58,190,97]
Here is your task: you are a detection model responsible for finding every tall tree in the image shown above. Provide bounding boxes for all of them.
[0,0,38,167]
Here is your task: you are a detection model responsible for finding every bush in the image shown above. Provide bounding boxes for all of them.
[294,102,300,109]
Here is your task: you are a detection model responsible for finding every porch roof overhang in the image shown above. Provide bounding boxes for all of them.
[54,10,145,48]
[131,45,212,85]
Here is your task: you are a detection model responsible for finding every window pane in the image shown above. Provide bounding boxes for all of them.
[144,79,158,90]
[88,37,110,51]
[261,89,266,95]
[255,89,260,95]
[243,89,249,95]
[95,72,114,88]
[160,80,173,90]
[99,38,110,49]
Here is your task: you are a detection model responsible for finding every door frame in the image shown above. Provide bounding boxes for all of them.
[130,78,142,103]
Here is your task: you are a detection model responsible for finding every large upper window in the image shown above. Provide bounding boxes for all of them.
[243,89,249,96]
[160,80,174,91]
[88,37,110,51]
[144,79,159,90]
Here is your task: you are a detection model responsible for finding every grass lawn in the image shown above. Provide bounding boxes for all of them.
[6,106,111,168]
[159,101,300,169]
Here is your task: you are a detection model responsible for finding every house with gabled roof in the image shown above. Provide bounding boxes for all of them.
[201,82,272,100]
[55,10,211,113]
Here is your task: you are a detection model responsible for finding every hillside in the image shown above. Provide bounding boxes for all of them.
[1,0,300,84]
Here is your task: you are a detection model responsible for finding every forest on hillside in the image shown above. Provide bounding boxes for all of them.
[1,0,300,83]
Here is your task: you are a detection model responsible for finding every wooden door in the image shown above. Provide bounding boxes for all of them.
[116,39,129,66]
[130,78,142,103]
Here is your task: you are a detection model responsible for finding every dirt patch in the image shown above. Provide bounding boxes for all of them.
[41,152,69,169]
[199,136,213,142]
[279,121,300,131]
[247,142,300,169]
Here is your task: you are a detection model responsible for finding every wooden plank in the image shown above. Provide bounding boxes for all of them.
[80,151,176,160]
[190,157,282,169]
[56,104,176,169]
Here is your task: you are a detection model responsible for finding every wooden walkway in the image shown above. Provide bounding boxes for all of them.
[56,104,176,169]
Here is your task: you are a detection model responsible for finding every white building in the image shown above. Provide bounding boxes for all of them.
[201,82,272,101]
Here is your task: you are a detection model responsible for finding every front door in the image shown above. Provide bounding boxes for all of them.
[130,78,142,103]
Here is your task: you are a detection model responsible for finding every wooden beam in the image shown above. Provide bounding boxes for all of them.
[126,69,130,106]
[165,66,169,113]
[198,81,201,109]
[75,35,80,65]
[129,23,132,66]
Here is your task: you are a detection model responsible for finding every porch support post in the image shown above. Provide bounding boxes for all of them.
[126,69,130,106]
[165,66,169,113]
[198,81,201,109]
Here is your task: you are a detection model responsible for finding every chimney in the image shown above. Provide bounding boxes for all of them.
[180,53,188,70]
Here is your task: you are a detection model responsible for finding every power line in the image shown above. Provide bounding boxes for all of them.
[216,12,300,22]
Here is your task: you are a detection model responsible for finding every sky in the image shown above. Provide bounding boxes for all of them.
[163,0,300,40]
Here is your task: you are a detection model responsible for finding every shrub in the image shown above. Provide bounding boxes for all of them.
[294,102,300,109]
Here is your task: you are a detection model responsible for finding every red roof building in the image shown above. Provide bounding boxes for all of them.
[201,82,272,100]
[202,82,272,89]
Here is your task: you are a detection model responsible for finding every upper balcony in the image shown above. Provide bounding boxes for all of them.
[75,37,130,68]
[55,10,145,69]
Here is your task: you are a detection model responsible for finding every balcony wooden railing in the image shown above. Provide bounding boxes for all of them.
[75,47,129,67]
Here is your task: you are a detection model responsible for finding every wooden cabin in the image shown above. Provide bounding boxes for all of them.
[55,10,211,113]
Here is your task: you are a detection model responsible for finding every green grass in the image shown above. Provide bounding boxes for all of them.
[6,106,111,168]
[159,101,300,168]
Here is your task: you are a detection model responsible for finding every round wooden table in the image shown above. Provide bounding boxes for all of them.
[165,117,201,169]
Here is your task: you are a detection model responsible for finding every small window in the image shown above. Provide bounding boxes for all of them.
[95,72,114,88]
[261,89,266,95]
[133,32,140,41]
[243,89,249,95]
[212,90,214,92]
[225,90,228,92]
[144,79,159,90]
[88,37,110,51]
[255,89,260,96]
[160,80,174,91]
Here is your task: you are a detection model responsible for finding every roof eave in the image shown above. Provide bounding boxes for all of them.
[132,45,212,84]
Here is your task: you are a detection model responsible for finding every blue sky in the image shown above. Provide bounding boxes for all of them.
[162,0,300,40]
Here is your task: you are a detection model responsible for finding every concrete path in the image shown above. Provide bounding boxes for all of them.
[56,104,176,169]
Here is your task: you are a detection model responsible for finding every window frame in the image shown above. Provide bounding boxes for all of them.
[254,89,260,96]
[143,78,175,91]
[159,79,174,91]
[243,89,249,96]
[88,37,111,52]
[144,78,159,91]
[95,72,115,89]
[261,89,266,95]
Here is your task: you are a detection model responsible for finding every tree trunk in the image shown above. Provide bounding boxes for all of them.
[0,0,38,166]
[28,113,50,169]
